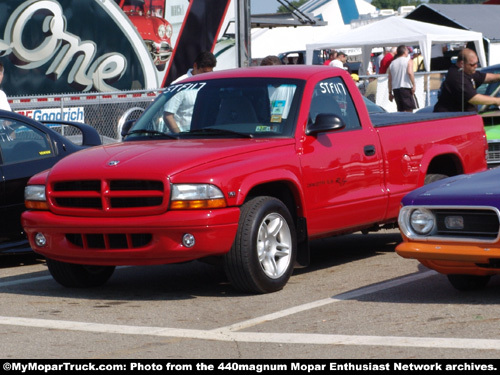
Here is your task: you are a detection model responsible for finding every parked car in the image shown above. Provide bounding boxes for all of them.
[396,167,500,291]
[115,0,173,71]
[477,64,500,168]
[0,110,101,254]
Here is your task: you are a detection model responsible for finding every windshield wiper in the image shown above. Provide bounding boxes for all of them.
[190,128,253,138]
[126,129,178,139]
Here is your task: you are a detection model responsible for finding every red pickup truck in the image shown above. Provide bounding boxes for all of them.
[21,66,487,293]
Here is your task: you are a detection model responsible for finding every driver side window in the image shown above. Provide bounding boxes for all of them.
[308,77,361,131]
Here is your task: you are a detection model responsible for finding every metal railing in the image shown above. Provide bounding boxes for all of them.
[9,89,163,144]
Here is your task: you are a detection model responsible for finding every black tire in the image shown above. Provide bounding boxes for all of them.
[224,196,297,294]
[46,258,115,288]
[447,274,491,291]
[424,173,449,185]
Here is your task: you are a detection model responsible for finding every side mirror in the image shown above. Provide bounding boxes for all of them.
[306,113,346,135]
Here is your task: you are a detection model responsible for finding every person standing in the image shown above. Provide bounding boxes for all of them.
[0,62,11,111]
[388,45,416,112]
[164,51,217,132]
[260,55,282,66]
[329,51,348,70]
[379,47,396,74]
[323,51,337,66]
[434,48,500,112]
[171,51,217,84]
[412,48,424,72]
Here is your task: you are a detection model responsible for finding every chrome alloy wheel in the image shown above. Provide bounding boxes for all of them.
[257,212,292,279]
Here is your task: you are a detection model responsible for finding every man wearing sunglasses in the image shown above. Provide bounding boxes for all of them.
[434,48,500,112]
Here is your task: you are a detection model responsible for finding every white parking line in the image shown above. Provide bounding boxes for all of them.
[215,270,437,332]
[2,269,499,350]
[1,315,500,350]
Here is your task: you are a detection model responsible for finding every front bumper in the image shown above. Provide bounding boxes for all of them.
[145,40,172,65]
[396,240,500,275]
[22,208,240,266]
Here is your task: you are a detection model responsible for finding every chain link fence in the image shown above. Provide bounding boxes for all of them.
[9,89,164,144]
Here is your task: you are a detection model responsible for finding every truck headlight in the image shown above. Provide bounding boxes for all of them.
[25,185,49,210]
[409,208,435,235]
[170,184,227,210]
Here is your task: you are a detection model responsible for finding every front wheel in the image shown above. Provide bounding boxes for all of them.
[46,258,115,288]
[224,196,297,294]
[447,274,491,291]
[424,173,449,185]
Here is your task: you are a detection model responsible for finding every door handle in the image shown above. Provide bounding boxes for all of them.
[364,145,376,156]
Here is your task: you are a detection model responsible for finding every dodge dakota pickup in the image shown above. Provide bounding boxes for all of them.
[21,66,488,293]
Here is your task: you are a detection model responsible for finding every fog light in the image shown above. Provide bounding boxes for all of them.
[445,216,464,230]
[182,234,195,248]
[35,233,47,247]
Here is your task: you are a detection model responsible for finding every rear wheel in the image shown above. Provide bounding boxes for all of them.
[224,196,297,294]
[46,258,115,288]
[447,274,491,291]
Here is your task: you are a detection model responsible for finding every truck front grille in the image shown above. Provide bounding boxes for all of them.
[66,233,152,249]
[49,179,167,216]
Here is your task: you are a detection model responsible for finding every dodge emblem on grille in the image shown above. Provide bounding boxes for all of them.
[108,160,120,166]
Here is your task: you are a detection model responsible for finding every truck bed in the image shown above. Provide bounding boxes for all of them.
[370,112,477,128]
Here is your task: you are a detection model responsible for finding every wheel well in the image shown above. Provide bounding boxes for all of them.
[245,182,309,267]
[245,182,300,219]
[426,154,463,177]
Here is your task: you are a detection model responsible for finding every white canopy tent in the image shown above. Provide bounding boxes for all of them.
[305,16,486,73]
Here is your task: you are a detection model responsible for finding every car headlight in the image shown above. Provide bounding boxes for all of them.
[165,24,173,39]
[170,184,227,210]
[158,24,166,39]
[409,208,435,235]
[25,185,49,210]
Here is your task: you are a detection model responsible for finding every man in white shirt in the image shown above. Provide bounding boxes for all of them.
[388,45,416,112]
[329,51,348,70]
[171,51,217,85]
[164,51,216,132]
[0,62,11,111]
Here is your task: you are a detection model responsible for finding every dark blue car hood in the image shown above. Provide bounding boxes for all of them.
[402,168,500,207]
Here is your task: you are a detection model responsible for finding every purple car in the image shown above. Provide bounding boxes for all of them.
[396,167,500,291]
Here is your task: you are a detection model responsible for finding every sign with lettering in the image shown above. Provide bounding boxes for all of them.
[0,0,158,96]
[16,107,85,122]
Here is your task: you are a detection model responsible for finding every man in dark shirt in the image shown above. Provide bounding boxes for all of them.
[434,48,500,112]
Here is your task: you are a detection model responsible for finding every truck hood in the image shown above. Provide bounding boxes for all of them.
[47,138,294,180]
[401,168,500,208]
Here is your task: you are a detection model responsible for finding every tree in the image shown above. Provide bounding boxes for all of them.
[277,0,309,13]
[372,0,483,8]
[371,1,422,8]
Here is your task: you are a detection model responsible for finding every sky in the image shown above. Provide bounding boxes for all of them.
[251,0,283,14]
[250,0,430,14]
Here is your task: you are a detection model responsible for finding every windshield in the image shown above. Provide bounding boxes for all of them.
[125,78,303,140]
